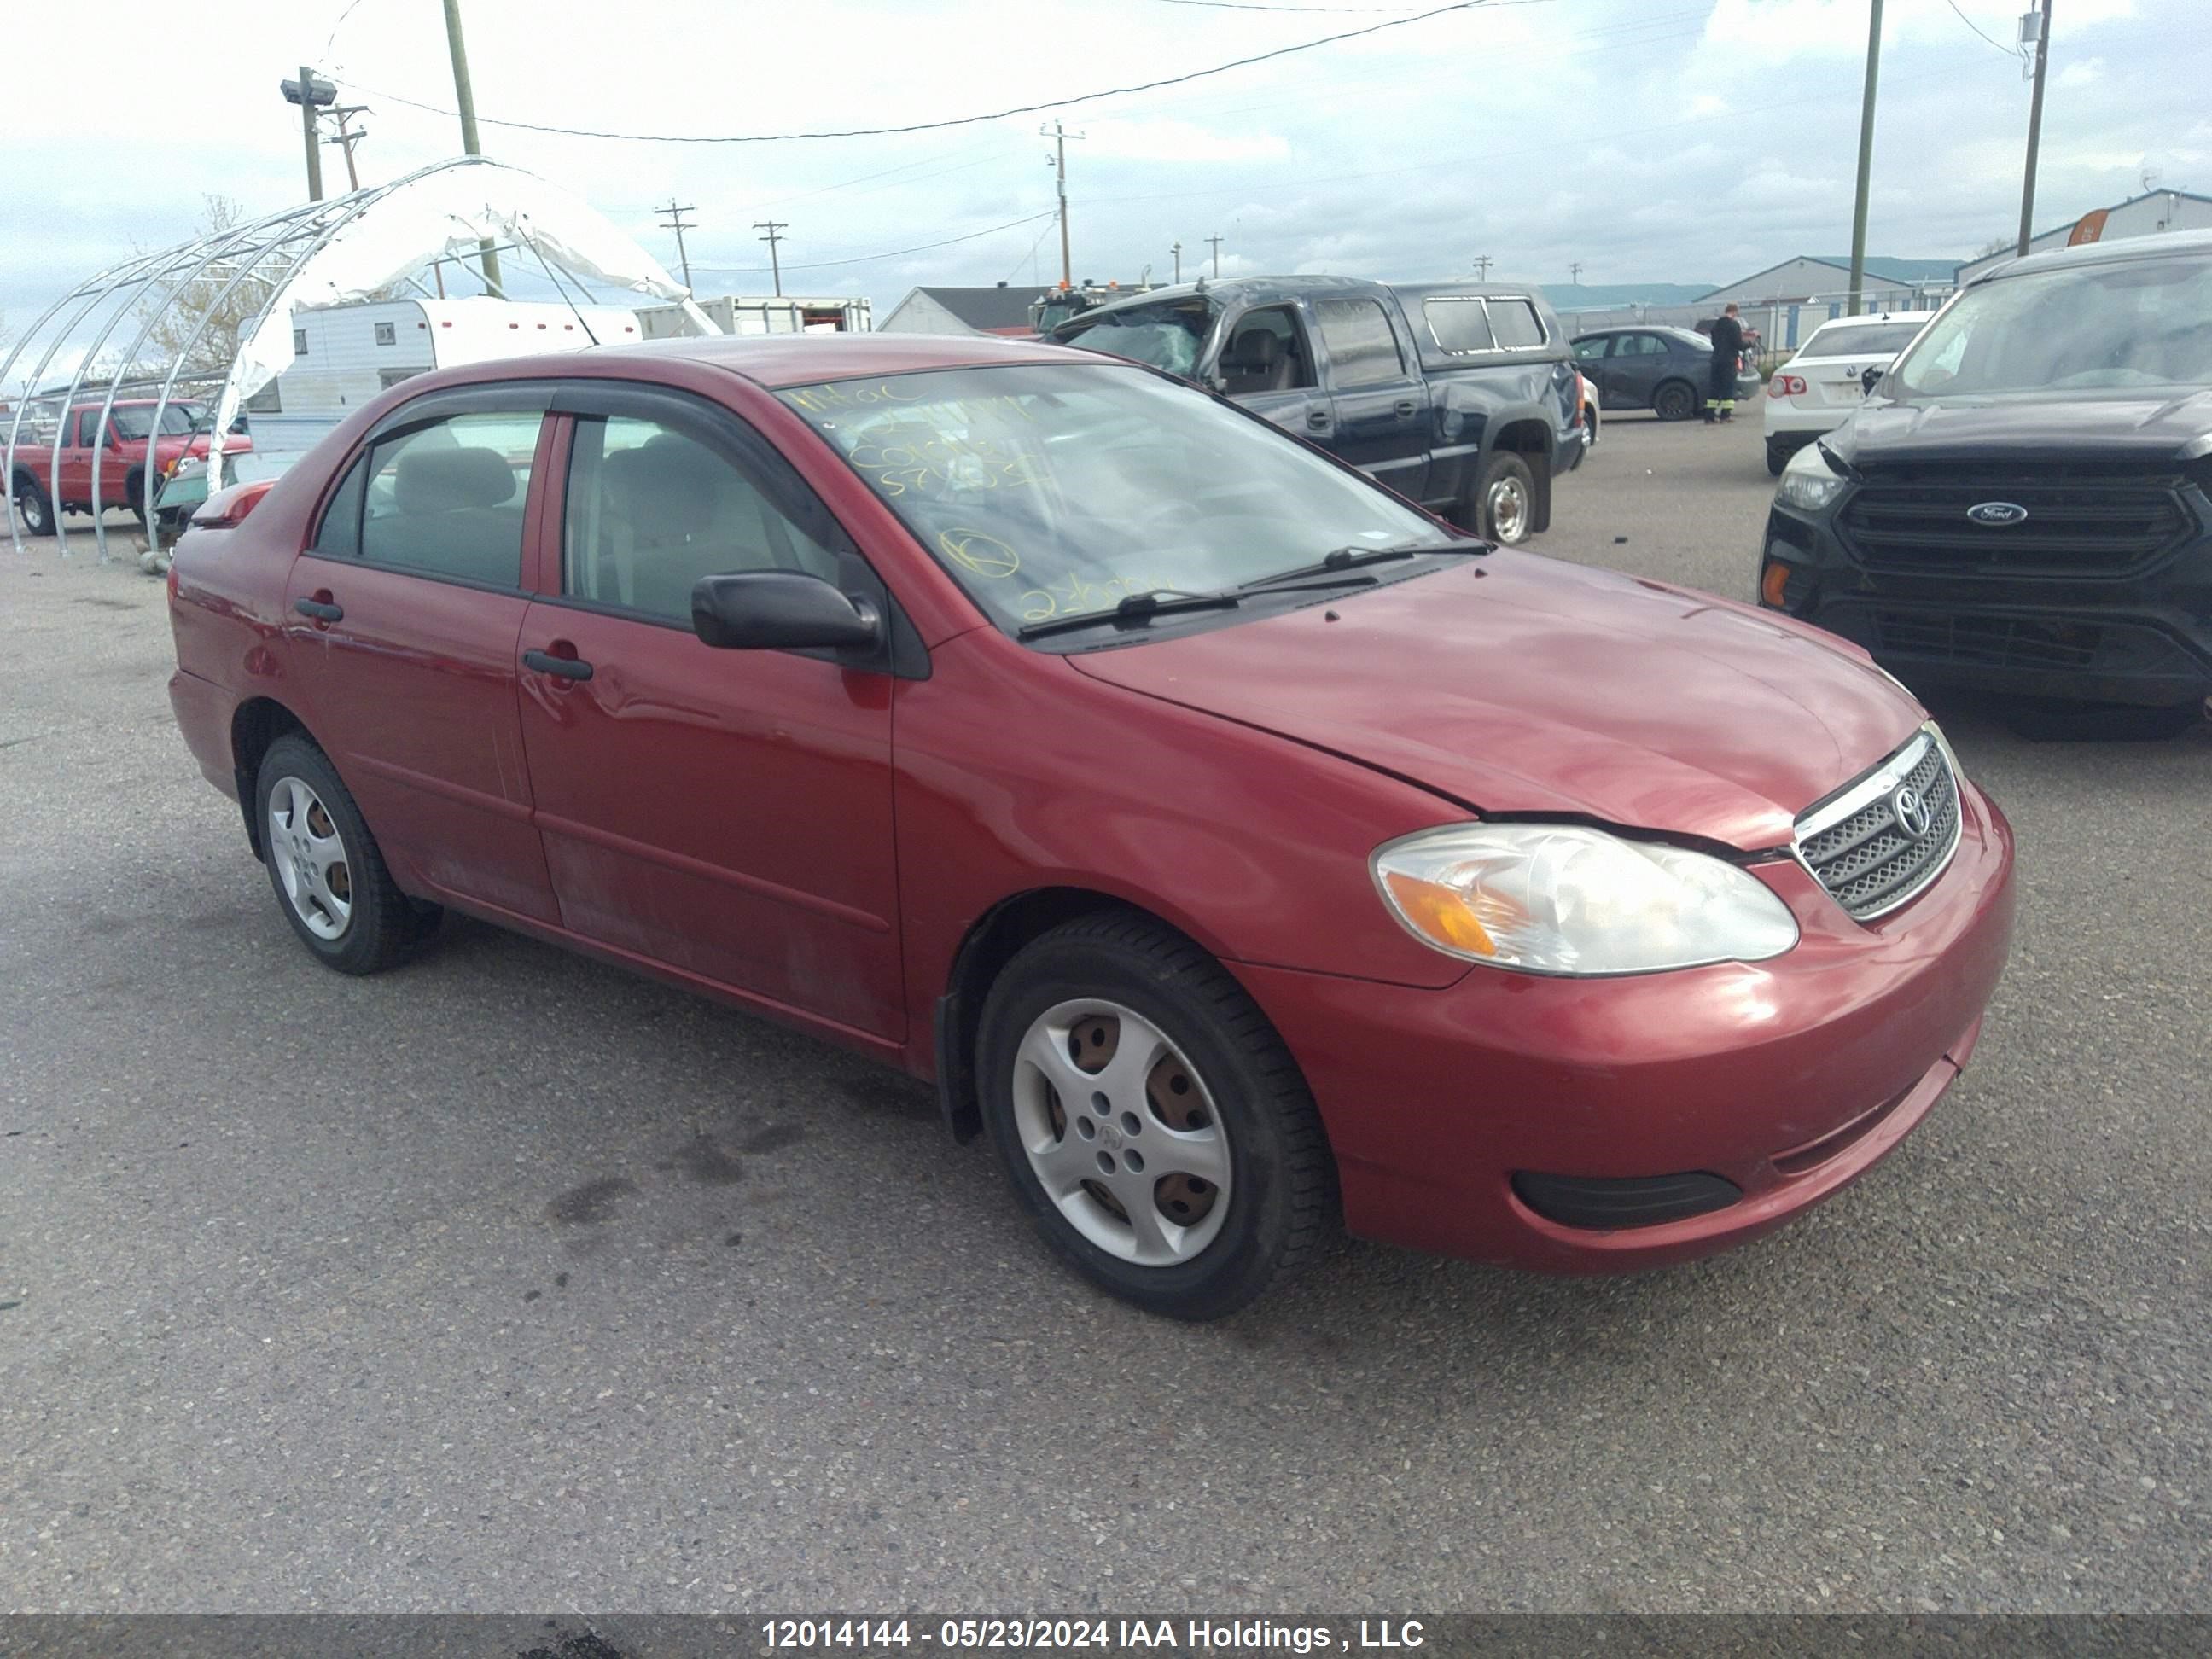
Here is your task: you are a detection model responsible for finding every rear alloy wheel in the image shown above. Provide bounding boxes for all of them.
[1473,451,1536,545]
[14,479,55,536]
[1653,380,1697,422]
[978,912,1337,1319]
[254,733,439,974]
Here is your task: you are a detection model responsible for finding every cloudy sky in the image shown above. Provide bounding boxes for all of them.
[3,0,2206,331]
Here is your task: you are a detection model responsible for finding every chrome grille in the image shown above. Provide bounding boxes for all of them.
[1795,727,1961,922]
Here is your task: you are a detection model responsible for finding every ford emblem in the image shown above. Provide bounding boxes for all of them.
[1967,501,2029,527]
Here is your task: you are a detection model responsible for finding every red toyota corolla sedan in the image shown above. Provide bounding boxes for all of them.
[166,333,2015,1318]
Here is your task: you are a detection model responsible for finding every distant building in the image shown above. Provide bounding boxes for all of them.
[1688,256,1959,351]
[636,294,870,338]
[1954,186,2212,286]
[877,285,1042,337]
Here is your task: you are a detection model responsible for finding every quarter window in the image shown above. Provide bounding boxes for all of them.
[1313,298,1405,388]
[561,414,845,623]
[355,410,543,586]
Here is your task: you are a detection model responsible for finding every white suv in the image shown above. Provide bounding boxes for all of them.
[1762,311,1935,475]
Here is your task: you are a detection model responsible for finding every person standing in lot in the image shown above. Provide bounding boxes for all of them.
[1706,303,1745,423]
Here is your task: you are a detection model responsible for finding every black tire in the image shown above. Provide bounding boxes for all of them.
[1467,451,1536,544]
[1766,440,1789,478]
[14,477,55,536]
[976,911,1339,1320]
[2001,699,2204,742]
[1653,380,1697,422]
[1583,402,1600,447]
[125,469,149,532]
[253,733,439,974]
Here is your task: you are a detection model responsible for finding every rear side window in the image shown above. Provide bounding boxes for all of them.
[356,410,543,587]
[1313,298,1405,388]
[1424,298,1494,354]
[1487,300,1547,349]
[562,413,847,624]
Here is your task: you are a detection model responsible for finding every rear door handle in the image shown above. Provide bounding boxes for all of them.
[293,596,343,622]
[1393,399,1418,417]
[522,647,594,682]
[1306,409,1330,430]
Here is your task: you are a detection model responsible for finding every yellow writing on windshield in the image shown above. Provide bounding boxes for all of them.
[938,529,1021,579]
[1017,573,1170,623]
[783,381,924,416]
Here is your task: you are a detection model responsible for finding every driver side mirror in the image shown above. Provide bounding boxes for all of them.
[691,570,883,653]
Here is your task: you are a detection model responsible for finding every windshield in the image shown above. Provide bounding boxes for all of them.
[1798,321,1925,360]
[108,403,203,439]
[1055,298,1215,378]
[779,364,1451,637]
[1892,254,2212,397]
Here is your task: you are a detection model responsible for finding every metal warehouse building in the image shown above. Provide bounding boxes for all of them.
[1954,185,2212,286]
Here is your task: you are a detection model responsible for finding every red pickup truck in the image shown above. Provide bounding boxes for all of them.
[8,399,249,535]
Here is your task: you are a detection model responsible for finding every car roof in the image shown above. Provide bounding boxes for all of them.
[1982,224,2212,282]
[577,329,1085,388]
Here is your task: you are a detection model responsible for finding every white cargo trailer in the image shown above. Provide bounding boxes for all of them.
[636,294,870,339]
[247,298,647,452]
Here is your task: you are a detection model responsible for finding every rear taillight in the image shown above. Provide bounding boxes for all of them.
[192,479,275,529]
[1773,373,1807,397]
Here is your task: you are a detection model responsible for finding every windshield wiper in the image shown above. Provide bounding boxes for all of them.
[1238,540,1483,592]
[1016,586,1243,641]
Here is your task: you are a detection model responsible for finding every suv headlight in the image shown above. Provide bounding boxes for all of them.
[1373,823,1799,975]
[1777,442,1847,512]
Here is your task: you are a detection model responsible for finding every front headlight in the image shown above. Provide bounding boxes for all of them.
[1776,442,1847,512]
[1372,823,1799,975]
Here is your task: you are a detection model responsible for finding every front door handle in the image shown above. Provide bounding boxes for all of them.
[293,595,343,622]
[522,646,594,682]
[1306,409,1330,430]
[1394,399,1417,417]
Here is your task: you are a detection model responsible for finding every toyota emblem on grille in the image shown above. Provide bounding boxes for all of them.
[1967,500,2029,526]
[1892,783,1932,840]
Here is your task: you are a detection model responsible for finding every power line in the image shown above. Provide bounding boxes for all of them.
[346,0,1538,143]
[689,211,1057,277]
[1946,0,2023,57]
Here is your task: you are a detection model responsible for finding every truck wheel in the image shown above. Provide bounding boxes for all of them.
[1653,381,1697,422]
[125,469,149,531]
[1471,452,1536,544]
[14,477,55,536]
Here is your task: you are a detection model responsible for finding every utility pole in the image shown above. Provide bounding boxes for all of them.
[1040,120,1084,288]
[1472,254,1493,280]
[288,66,326,201]
[754,221,789,296]
[1846,0,1885,314]
[325,105,369,192]
[1171,241,1182,282]
[2017,0,2053,255]
[656,200,696,290]
[1206,234,1224,276]
[439,0,501,294]
[1568,260,1582,286]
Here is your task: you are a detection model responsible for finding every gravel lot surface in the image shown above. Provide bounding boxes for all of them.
[3,415,2206,1614]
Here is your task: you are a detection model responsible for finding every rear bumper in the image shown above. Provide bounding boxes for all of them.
[167,666,240,800]
[1232,782,2015,1272]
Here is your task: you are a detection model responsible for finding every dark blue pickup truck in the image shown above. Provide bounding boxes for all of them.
[1050,274,1584,544]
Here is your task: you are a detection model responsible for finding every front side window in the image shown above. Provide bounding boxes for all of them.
[1892,255,2212,397]
[108,404,201,440]
[779,364,1450,638]
[561,414,844,622]
[1572,336,1609,362]
[1217,306,1316,394]
[1314,298,1405,388]
[355,410,542,586]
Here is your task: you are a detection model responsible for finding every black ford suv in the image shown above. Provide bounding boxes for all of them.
[1051,276,1581,544]
[1759,229,2212,733]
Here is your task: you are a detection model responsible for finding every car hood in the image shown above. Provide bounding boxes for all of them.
[1832,391,2212,463]
[1066,554,1924,852]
